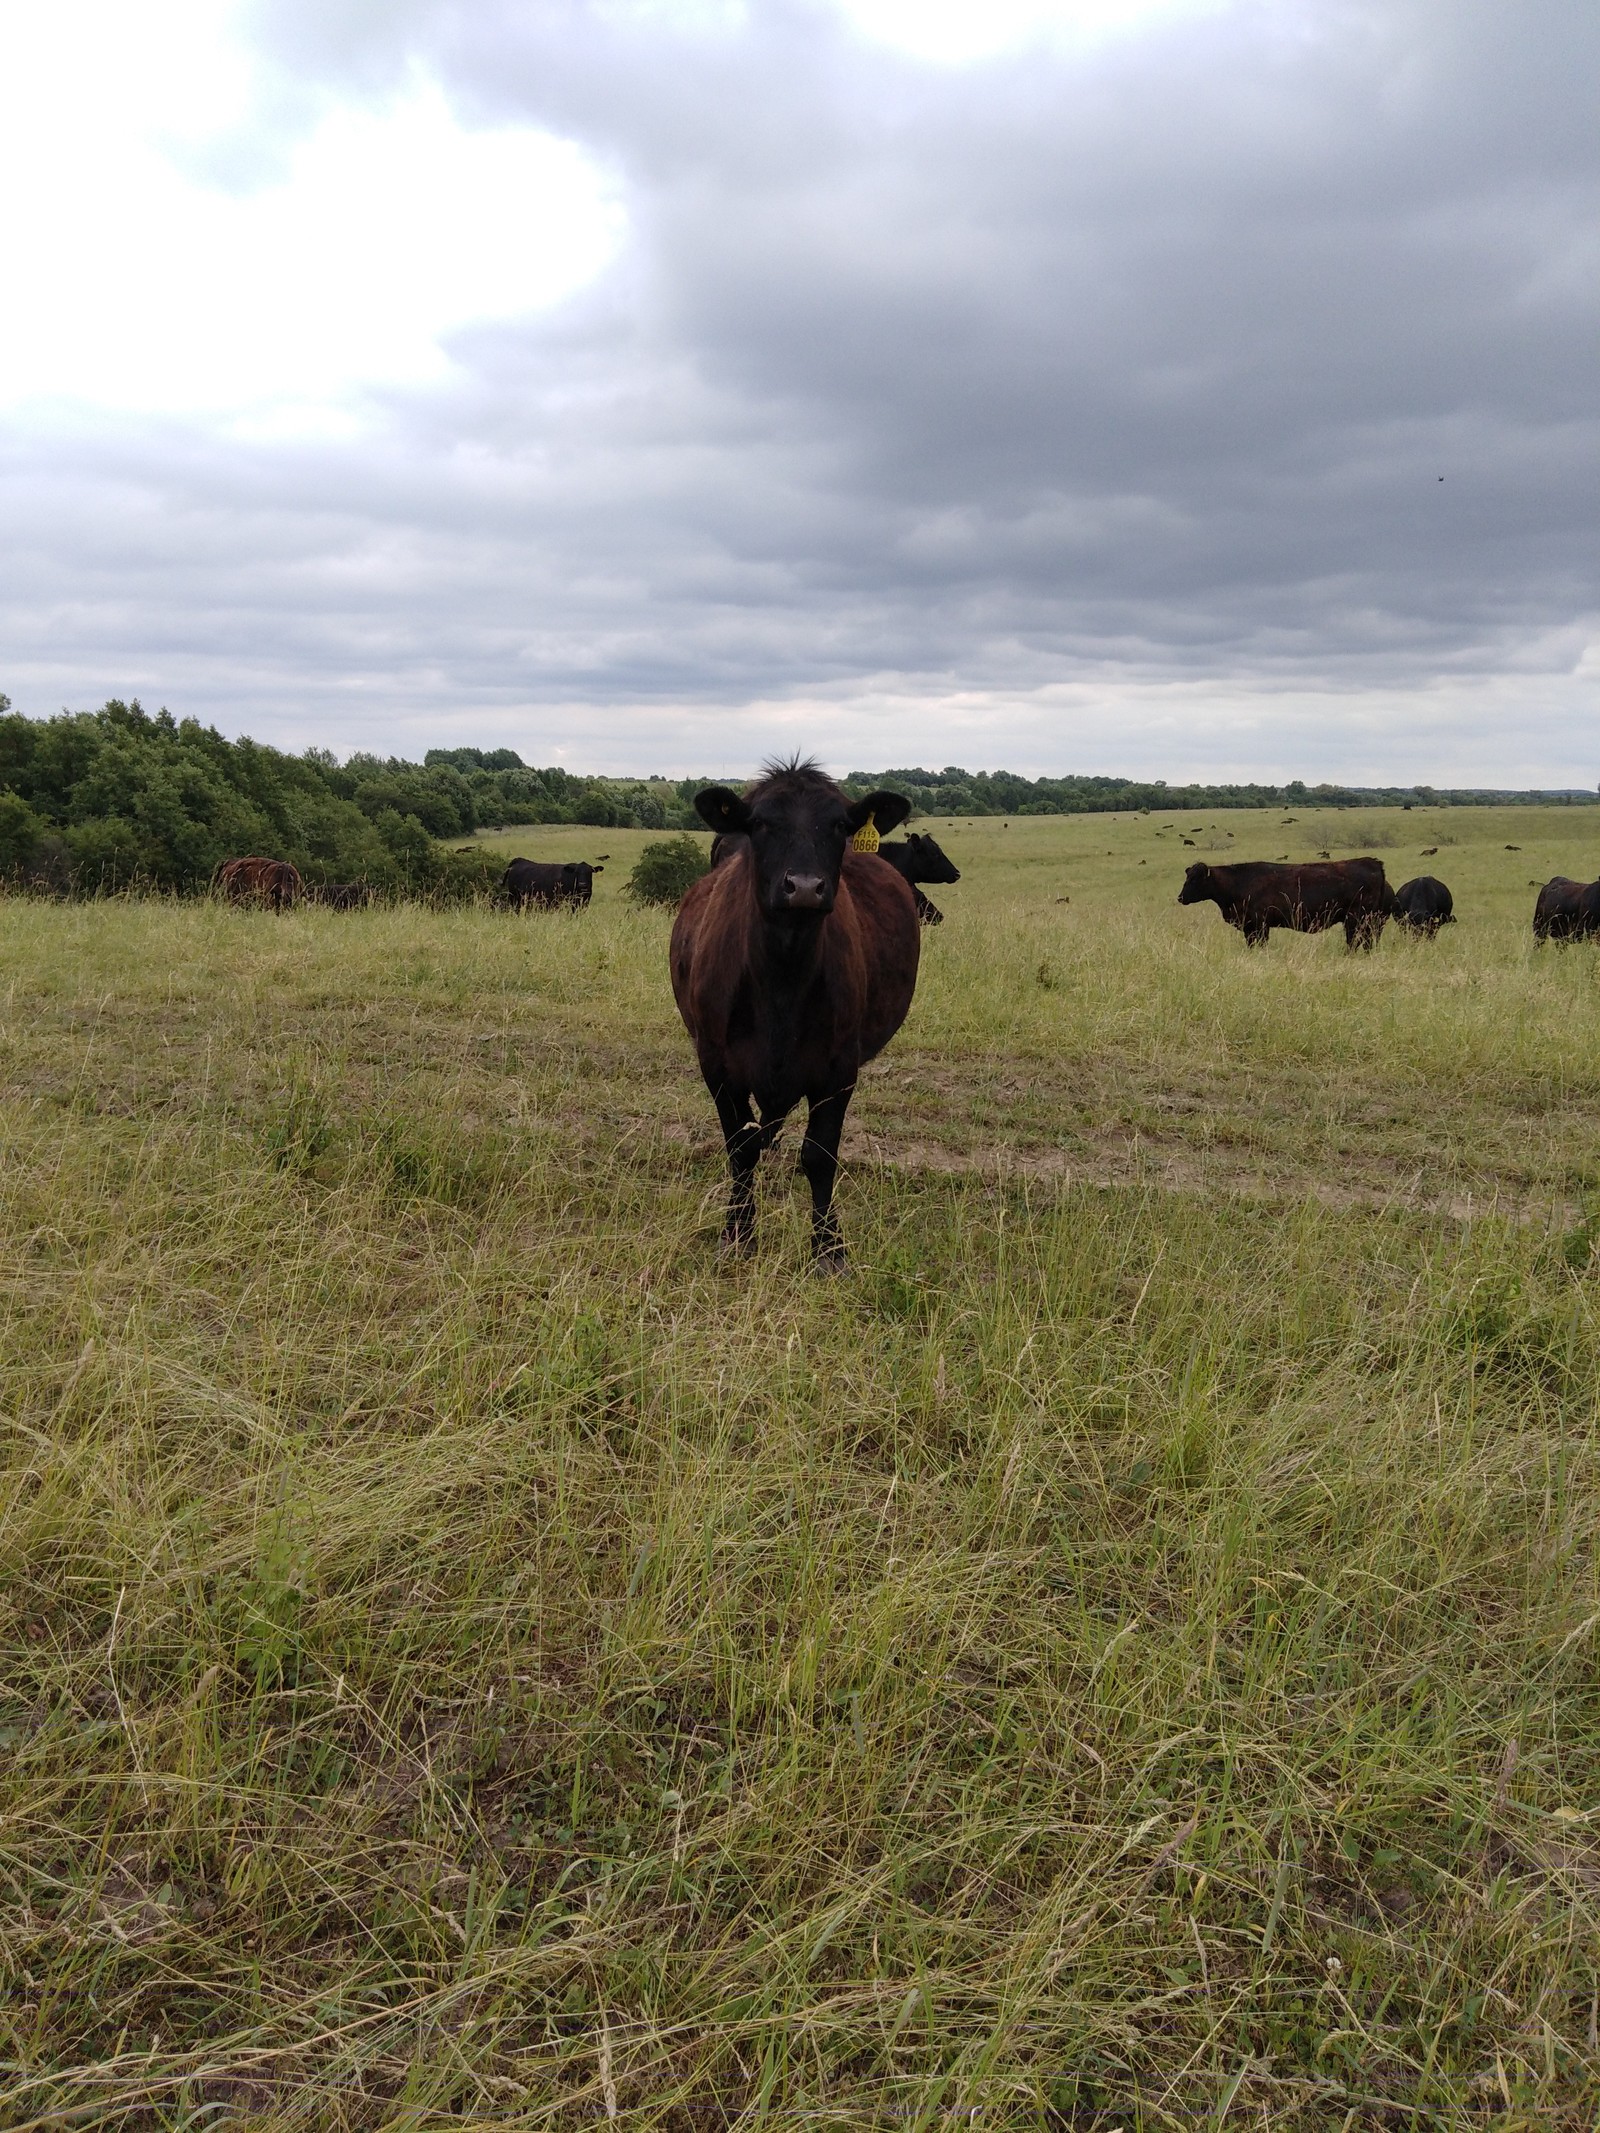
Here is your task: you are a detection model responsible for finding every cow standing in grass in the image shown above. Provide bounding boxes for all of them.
[503,858,604,910]
[214,856,301,911]
[1533,877,1600,942]
[670,760,918,1268]
[878,832,961,924]
[1392,876,1455,937]
[1178,856,1395,950]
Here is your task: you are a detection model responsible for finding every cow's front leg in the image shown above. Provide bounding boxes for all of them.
[800,1086,853,1270]
[712,1085,764,1255]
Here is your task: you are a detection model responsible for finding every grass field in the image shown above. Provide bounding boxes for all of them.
[4,803,1600,2128]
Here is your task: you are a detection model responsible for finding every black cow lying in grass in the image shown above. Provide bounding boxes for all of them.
[1533,876,1600,942]
[504,858,604,910]
[1392,875,1454,937]
[672,759,917,1268]
[1178,856,1395,950]
[877,833,961,924]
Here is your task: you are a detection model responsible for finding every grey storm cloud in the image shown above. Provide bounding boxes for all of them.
[2,0,1596,775]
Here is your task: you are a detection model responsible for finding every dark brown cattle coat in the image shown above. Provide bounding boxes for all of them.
[1534,876,1600,942]
[1178,856,1394,949]
[214,856,301,911]
[670,768,918,1265]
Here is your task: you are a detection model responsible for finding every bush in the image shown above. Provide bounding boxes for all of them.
[0,790,45,878]
[626,833,711,907]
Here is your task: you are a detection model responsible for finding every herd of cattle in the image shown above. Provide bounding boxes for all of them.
[213,835,1600,947]
[207,831,967,918]
[213,787,1600,1269]
[1179,855,1600,945]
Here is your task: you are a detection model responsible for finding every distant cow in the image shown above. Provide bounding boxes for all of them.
[306,881,371,910]
[214,856,301,911]
[670,759,917,1267]
[503,858,604,910]
[1533,877,1600,943]
[1178,857,1394,950]
[1392,876,1455,937]
[878,833,961,925]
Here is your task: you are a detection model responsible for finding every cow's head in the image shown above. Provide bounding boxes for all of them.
[906,833,960,885]
[695,760,910,918]
[1177,863,1214,905]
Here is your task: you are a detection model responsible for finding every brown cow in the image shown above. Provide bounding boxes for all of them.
[1533,877,1600,942]
[670,760,917,1267]
[1178,856,1394,949]
[213,856,301,911]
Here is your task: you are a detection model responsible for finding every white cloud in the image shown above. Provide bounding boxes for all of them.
[0,3,621,422]
[832,0,1233,66]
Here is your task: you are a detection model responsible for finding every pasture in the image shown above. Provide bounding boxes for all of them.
[4,803,1600,2127]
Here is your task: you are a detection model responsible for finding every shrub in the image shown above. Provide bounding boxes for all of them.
[626,833,711,908]
[0,790,45,878]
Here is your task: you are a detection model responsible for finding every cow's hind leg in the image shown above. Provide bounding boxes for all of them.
[712,1085,765,1256]
[800,1087,853,1270]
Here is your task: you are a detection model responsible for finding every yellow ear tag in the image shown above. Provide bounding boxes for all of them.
[850,813,880,855]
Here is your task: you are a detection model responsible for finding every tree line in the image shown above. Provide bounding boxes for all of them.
[1,697,1592,896]
[848,765,1600,817]
[0,700,695,895]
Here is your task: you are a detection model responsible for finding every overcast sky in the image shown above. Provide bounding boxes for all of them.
[0,0,1594,780]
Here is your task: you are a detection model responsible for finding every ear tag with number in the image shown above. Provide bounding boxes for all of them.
[850,813,880,855]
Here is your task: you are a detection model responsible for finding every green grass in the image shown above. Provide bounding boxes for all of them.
[3,806,1600,2128]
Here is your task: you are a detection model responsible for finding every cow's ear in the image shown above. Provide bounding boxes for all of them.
[591,865,604,874]
[846,790,911,835]
[695,787,752,832]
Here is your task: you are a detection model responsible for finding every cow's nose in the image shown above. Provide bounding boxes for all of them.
[781,872,828,909]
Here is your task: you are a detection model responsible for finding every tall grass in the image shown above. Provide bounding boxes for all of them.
[3,811,1600,2126]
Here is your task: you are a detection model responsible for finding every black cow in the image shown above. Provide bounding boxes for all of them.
[306,881,371,910]
[671,759,917,1267]
[1392,876,1455,937]
[1533,877,1600,942]
[504,858,604,910]
[878,833,961,925]
[1178,856,1395,949]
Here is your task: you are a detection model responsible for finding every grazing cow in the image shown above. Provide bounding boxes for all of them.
[1392,876,1455,937]
[1178,856,1395,949]
[503,857,604,910]
[306,881,371,910]
[878,832,961,925]
[670,759,917,1267]
[1533,877,1600,942]
[214,856,301,911]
